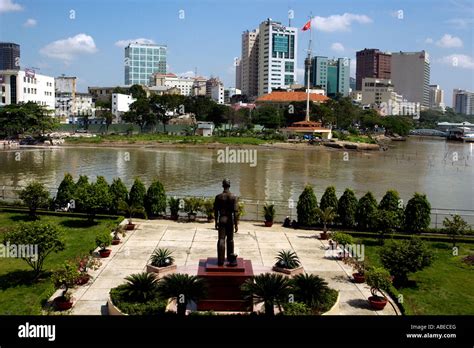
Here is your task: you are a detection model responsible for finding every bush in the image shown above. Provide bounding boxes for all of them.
[290,273,337,313]
[149,248,175,267]
[320,186,338,212]
[380,237,433,287]
[297,185,318,227]
[202,198,214,220]
[110,178,128,214]
[3,221,65,278]
[403,193,431,233]
[19,181,50,218]
[379,190,403,229]
[75,177,111,222]
[52,262,80,300]
[183,197,203,215]
[168,197,181,218]
[95,230,112,251]
[373,210,398,243]
[442,214,470,247]
[128,178,146,210]
[110,283,167,315]
[94,176,112,213]
[263,203,276,222]
[356,192,378,231]
[144,179,167,218]
[337,188,358,228]
[331,232,354,246]
[366,267,392,299]
[274,250,301,269]
[55,173,75,208]
[281,302,312,315]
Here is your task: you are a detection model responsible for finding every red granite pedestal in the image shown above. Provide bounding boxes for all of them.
[197,257,254,312]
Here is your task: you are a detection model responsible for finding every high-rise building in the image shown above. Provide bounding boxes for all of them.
[307,56,350,97]
[428,84,445,111]
[240,29,259,98]
[235,58,242,90]
[391,51,430,107]
[124,42,167,86]
[0,42,20,71]
[257,19,297,96]
[453,89,474,115]
[355,48,391,90]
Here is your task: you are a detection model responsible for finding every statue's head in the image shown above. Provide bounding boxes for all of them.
[222,178,231,189]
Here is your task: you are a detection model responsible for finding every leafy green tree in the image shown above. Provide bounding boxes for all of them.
[443,214,470,247]
[183,96,216,122]
[356,192,378,231]
[110,178,129,214]
[123,98,155,132]
[74,175,89,212]
[128,178,146,210]
[373,210,398,244]
[55,173,76,208]
[129,84,147,99]
[19,181,50,218]
[94,176,112,213]
[144,179,167,218]
[320,186,338,212]
[253,105,283,129]
[207,104,228,127]
[379,190,403,229]
[382,116,413,136]
[3,221,65,279]
[74,177,111,221]
[337,188,358,228]
[403,193,431,233]
[380,237,433,286]
[296,185,318,227]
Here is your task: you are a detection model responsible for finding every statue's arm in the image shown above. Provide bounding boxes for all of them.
[233,197,239,232]
[213,198,219,229]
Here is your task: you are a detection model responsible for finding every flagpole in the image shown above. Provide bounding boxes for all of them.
[305,15,313,122]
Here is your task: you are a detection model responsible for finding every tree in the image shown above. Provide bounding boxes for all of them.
[129,84,147,100]
[19,181,50,218]
[337,189,358,228]
[74,175,89,212]
[443,214,470,247]
[144,179,167,218]
[379,190,403,229]
[373,210,398,244]
[356,192,378,231]
[74,177,111,222]
[403,193,431,233]
[316,207,337,233]
[55,173,75,209]
[100,111,114,134]
[128,178,146,210]
[320,186,338,212]
[4,221,65,279]
[156,273,207,316]
[253,105,283,129]
[241,273,291,316]
[380,237,433,286]
[207,104,228,127]
[123,98,155,132]
[94,176,112,213]
[110,178,129,214]
[296,185,318,227]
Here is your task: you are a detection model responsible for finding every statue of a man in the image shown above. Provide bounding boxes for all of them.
[214,179,239,266]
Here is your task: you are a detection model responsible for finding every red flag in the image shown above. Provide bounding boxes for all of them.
[302,20,311,31]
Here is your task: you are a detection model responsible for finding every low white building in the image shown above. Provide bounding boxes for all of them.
[196,121,214,136]
[0,69,55,109]
[56,92,94,124]
[151,73,194,96]
[112,93,136,122]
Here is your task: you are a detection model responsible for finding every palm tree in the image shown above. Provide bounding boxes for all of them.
[291,273,330,310]
[122,272,159,303]
[156,274,207,316]
[241,273,291,316]
[118,200,145,223]
[316,207,337,235]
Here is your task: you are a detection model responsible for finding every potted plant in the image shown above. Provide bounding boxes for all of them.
[343,256,368,283]
[316,207,337,240]
[263,204,276,227]
[272,250,304,276]
[365,267,392,310]
[202,198,215,222]
[168,197,181,221]
[146,248,177,277]
[75,254,102,285]
[330,232,354,259]
[118,200,145,230]
[111,225,126,245]
[52,262,80,310]
[184,197,202,222]
[96,231,113,258]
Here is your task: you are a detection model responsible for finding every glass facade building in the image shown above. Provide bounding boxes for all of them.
[124,43,167,86]
[307,56,350,97]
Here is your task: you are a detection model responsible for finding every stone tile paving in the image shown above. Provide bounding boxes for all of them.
[68,220,399,315]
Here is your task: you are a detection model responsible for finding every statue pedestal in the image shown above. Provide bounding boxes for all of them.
[197,257,254,312]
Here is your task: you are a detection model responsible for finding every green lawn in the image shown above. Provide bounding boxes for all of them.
[0,212,118,314]
[359,237,474,315]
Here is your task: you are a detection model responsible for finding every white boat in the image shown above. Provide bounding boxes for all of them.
[461,133,474,142]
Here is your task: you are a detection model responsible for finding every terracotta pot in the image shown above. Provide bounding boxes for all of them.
[54,296,73,310]
[126,223,135,230]
[320,232,328,240]
[368,296,387,310]
[99,249,111,258]
[352,272,365,283]
[76,274,91,285]
[264,220,273,227]
[111,238,120,245]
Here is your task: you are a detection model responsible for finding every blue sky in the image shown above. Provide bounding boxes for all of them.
[0,0,473,106]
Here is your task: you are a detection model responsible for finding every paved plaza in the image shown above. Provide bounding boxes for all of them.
[67,220,399,315]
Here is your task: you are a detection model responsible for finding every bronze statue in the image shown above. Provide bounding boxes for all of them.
[214,179,239,266]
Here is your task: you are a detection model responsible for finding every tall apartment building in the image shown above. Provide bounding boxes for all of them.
[240,29,259,98]
[0,69,55,109]
[428,84,445,111]
[391,51,431,108]
[307,56,350,97]
[453,89,474,115]
[124,42,167,86]
[235,58,242,90]
[258,19,297,96]
[206,77,224,104]
[151,73,194,96]
[0,42,20,71]
[355,48,391,90]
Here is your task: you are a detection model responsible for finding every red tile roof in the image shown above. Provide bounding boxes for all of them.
[256,91,329,103]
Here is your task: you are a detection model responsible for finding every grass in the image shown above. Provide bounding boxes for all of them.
[65,133,269,146]
[345,135,376,144]
[0,212,118,314]
[359,237,474,315]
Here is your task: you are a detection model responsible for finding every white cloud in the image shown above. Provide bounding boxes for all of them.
[177,71,195,78]
[425,38,434,44]
[436,34,463,48]
[312,13,372,32]
[446,18,474,29]
[40,33,97,61]
[23,18,37,27]
[114,38,155,48]
[331,42,345,52]
[0,0,23,13]
[439,54,474,69]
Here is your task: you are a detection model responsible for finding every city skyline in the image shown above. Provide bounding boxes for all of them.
[0,0,473,106]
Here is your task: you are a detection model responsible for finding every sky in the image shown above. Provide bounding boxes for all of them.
[0,0,473,106]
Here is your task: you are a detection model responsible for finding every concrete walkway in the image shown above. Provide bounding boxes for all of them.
[68,220,399,315]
